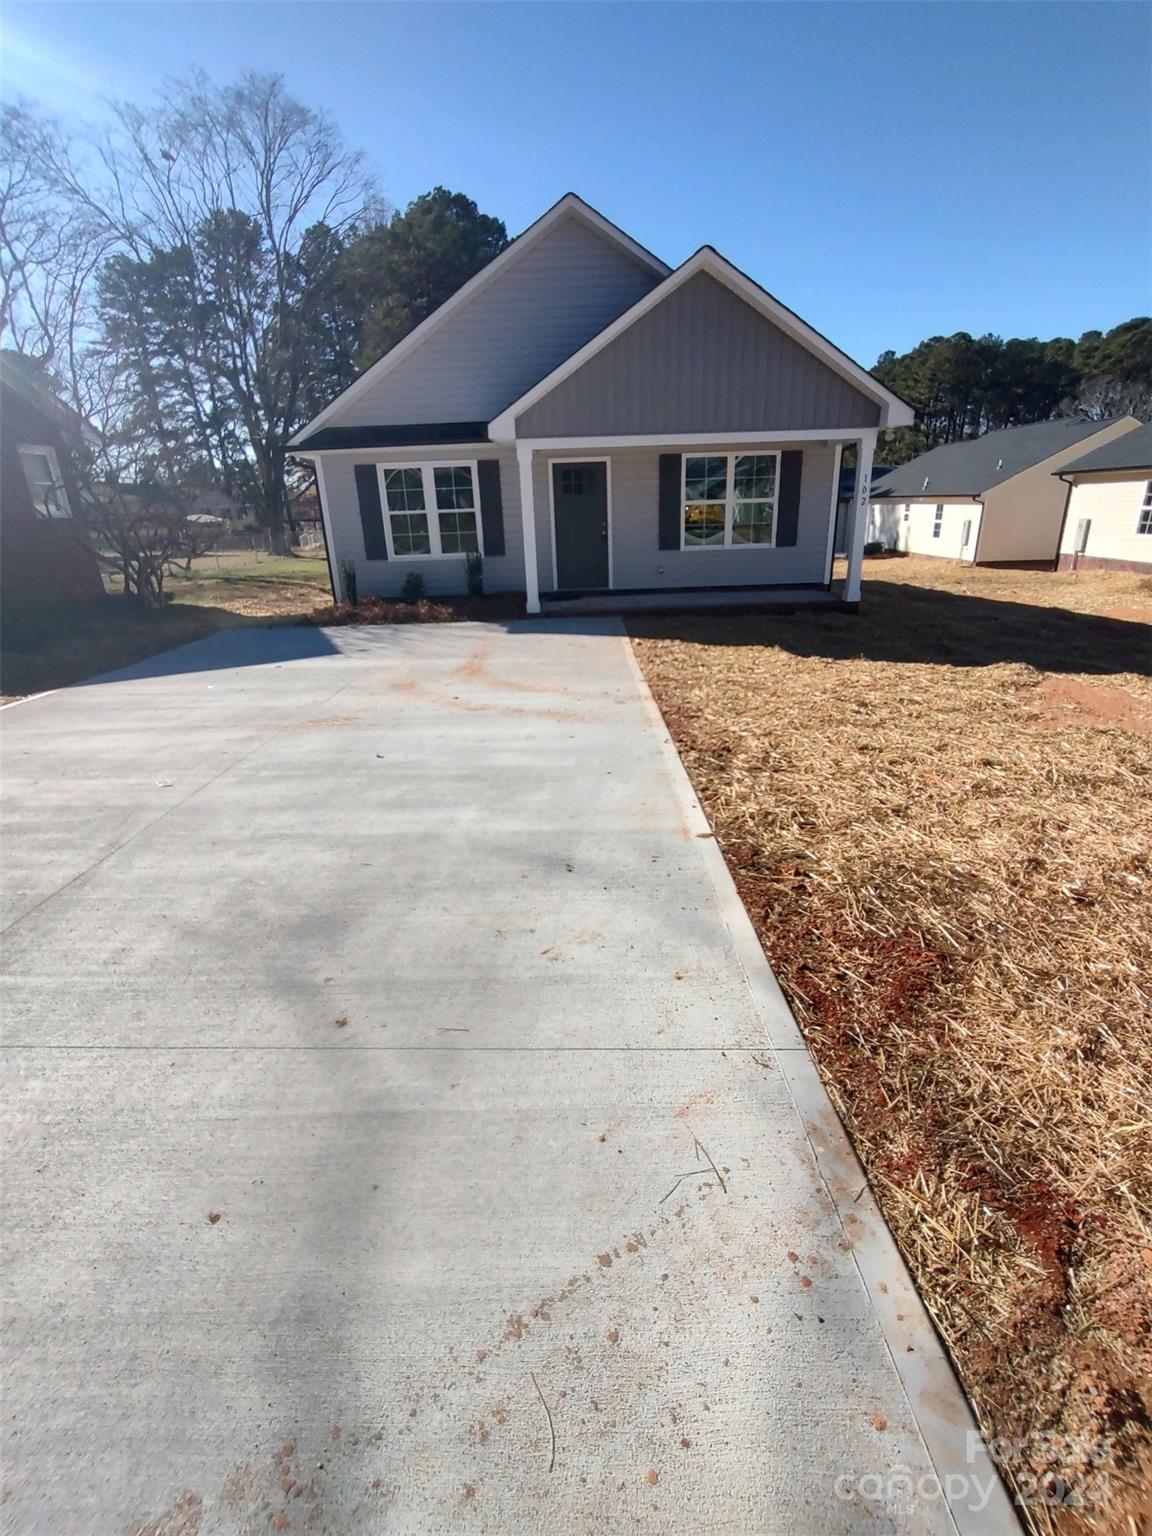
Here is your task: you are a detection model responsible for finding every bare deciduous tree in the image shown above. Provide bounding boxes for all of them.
[3,75,376,553]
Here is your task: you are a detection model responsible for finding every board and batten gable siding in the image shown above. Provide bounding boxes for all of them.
[515,273,881,439]
[531,441,837,593]
[337,215,660,428]
[1059,473,1152,568]
[319,447,523,599]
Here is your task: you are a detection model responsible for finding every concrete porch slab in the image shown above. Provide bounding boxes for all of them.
[540,587,841,616]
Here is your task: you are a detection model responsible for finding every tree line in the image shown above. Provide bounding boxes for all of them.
[871,320,1152,465]
[2,68,1147,576]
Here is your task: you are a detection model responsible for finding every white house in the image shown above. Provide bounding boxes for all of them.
[867,417,1140,566]
[1055,420,1152,572]
[288,194,914,613]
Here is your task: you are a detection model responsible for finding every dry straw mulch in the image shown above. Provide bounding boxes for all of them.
[630,559,1152,1535]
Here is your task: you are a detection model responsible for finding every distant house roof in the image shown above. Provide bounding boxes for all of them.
[871,418,1129,499]
[838,464,894,498]
[0,353,100,445]
[291,422,490,452]
[1058,420,1152,475]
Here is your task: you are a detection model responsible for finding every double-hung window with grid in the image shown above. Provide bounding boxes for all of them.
[682,453,779,549]
[380,463,483,559]
[1138,481,1152,537]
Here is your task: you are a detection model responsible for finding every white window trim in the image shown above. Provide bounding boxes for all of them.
[680,450,779,552]
[18,443,71,519]
[376,460,484,561]
[546,456,614,591]
[1137,480,1152,537]
[932,503,944,539]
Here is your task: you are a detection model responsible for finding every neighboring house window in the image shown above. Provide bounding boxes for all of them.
[379,462,482,559]
[1138,481,1152,536]
[682,453,778,548]
[932,504,944,539]
[18,445,70,518]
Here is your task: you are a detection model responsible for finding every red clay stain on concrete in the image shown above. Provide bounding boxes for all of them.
[644,1468,660,1486]
[673,1090,713,1120]
[123,1491,203,1536]
[596,1252,613,1268]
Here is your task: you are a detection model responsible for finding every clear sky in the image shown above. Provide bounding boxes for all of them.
[3,1,1149,366]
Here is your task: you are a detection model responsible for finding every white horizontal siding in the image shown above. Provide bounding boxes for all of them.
[339,214,658,428]
[870,499,981,560]
[1060,473,1152,565]
[319,447,525,600]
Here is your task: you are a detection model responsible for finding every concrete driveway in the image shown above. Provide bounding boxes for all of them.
[0,621,1014,1535]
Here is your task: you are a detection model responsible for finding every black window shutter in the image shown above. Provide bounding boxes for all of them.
[658,454,682,550]
[776,450,803,546]
[477,459,505,557]
[354,464,388,560]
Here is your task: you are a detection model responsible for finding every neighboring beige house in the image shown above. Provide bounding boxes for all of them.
[1055,421,1152,571]
[868,416,1140,566]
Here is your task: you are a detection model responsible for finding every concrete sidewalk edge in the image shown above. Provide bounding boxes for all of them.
[619,633,1022,1536]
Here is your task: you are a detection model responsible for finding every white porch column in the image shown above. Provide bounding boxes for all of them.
[843,429,877,607]
[517,441,540,615]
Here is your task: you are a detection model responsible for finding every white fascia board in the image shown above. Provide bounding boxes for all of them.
[517,428,870,450]
[288,195,670,448]
[489,248,914,441]
[290,443,493,459]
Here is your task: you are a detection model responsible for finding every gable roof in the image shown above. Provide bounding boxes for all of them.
[288,194,670,449]
[1058,420,1152,475]
[0,353,100,445]
[871,418,1131,498]
[489,246,914,439]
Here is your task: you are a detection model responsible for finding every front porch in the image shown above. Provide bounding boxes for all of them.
[512,432,879,614]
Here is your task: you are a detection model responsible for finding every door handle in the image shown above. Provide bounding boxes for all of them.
[601,524,608,540]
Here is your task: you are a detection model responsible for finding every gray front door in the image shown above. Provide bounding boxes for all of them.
[552,461,609,590]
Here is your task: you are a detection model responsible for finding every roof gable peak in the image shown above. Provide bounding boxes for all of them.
[289,194,668,447]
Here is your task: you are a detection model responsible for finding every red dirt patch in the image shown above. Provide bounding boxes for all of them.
[1028,676,1152,737]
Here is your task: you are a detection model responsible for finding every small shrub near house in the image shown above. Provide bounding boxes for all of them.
[401,571,424,604]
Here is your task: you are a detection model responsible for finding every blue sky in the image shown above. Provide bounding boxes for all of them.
[3,1,1149,365]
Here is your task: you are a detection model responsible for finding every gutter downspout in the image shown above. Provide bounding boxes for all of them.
[963,493,985,564]
[1053,473,1075,573]
[290,452,340,604]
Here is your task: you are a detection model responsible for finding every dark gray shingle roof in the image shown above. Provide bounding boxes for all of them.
[872,418,1128,498]
[292,422,489,451]
[1057,421,1151,475]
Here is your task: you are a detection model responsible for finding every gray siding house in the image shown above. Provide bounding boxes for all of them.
[290,195,913,612]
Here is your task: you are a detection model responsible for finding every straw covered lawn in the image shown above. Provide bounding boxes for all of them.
[629,557,1151,1534]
